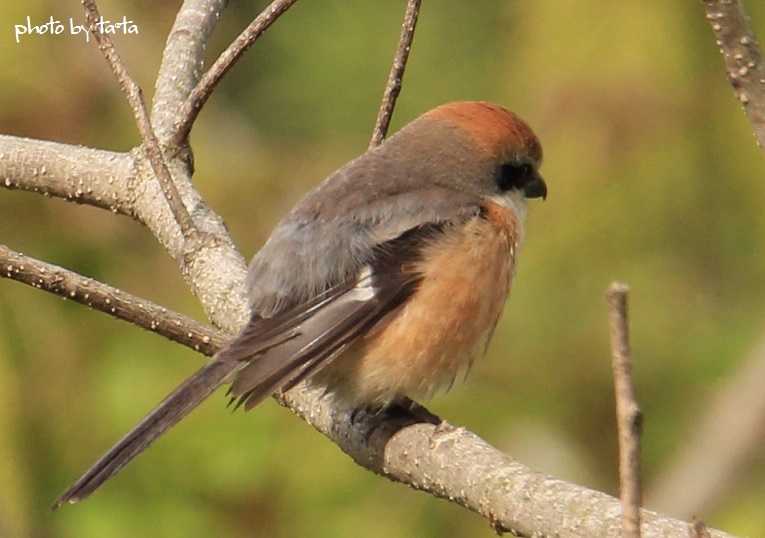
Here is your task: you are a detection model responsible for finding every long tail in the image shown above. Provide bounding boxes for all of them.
[53,359,238,509]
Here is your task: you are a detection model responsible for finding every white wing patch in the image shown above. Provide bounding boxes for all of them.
[349,265,377,302]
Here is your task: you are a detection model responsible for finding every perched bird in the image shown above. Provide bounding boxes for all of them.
[55,101,546,507]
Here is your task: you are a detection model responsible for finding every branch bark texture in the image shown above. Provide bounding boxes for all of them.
[607,283,643,538]
[0,135,136,216]
[0,244,225,356]
[151,0,229,142]
[703,0,765,147]
[83,0,197,238]
[170,0,300,147]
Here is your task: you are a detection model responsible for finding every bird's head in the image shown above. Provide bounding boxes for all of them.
[387,101,547,204]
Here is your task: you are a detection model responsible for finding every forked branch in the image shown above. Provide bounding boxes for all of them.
[82,0,197,238]
[170,0,300,148]
[151,0,229,141]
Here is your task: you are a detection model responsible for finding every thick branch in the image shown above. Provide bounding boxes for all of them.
[125,148,249,329]
[170,0,300,147]
[0,135,135,216]
[607,283,643,538]
[282,394,734,538]
[0,134,246,330]
[369,0,422,148]
[0,244,225,355]
[83,0,197,238]
[151,0,229,143]
[74,5,252,328]
[703,0,765,147]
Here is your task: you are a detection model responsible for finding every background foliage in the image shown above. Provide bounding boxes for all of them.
[1,1,764,536]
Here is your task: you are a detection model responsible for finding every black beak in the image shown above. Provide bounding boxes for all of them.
[524,174,547,200]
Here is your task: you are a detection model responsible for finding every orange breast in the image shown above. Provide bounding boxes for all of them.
[314,201,521,408]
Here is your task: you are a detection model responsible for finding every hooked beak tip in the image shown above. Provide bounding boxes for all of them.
[524,175,547,200]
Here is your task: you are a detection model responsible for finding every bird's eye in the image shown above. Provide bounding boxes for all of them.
[497,162,533,192]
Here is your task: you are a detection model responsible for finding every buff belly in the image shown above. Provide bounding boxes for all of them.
[312,201,521,408]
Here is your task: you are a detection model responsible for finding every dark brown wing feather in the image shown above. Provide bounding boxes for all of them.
[228,266,421,410]
[219,285,351,363]
[225,222,447,410]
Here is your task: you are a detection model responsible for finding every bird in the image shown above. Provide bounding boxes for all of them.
[54,100,546,508]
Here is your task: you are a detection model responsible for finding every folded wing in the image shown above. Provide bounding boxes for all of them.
[54,220,460,507]
[225,222,449,410]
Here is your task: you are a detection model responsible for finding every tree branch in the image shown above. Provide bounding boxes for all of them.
[281,391,735,538]
[607,283,643,538]
[151,0,230,143]
[170,0,300,148]
[369,0,422,148]
[83,0,197,239]
[73,5,252,328]
[0,135,135,216]
[0,133,248,329]
[703,0,765,148]
[0,244,225,356]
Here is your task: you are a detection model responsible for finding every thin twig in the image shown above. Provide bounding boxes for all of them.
[369,0,422,149]
[702,0,765,148]
[170,0,300,148]
[0,244,225,356]
[606,282,643,538]
[82,0,197,238]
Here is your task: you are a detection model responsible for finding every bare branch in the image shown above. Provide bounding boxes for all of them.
[0,135,135,215]
[82,0,197,238]
[0,133,248,331]
[369,0,422,148]
[703,0,765,148]
[607,282,643,538]
[0,244,226,356]
[151,0,229,142]
[170,0,300,148]
[648,332,765,518]
[127,165,250,330]
[279,383,734,538]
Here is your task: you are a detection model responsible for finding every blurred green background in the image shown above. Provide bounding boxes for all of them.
[2,1,765,537]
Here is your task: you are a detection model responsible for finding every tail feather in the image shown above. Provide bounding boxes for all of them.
[53,359,238,509]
